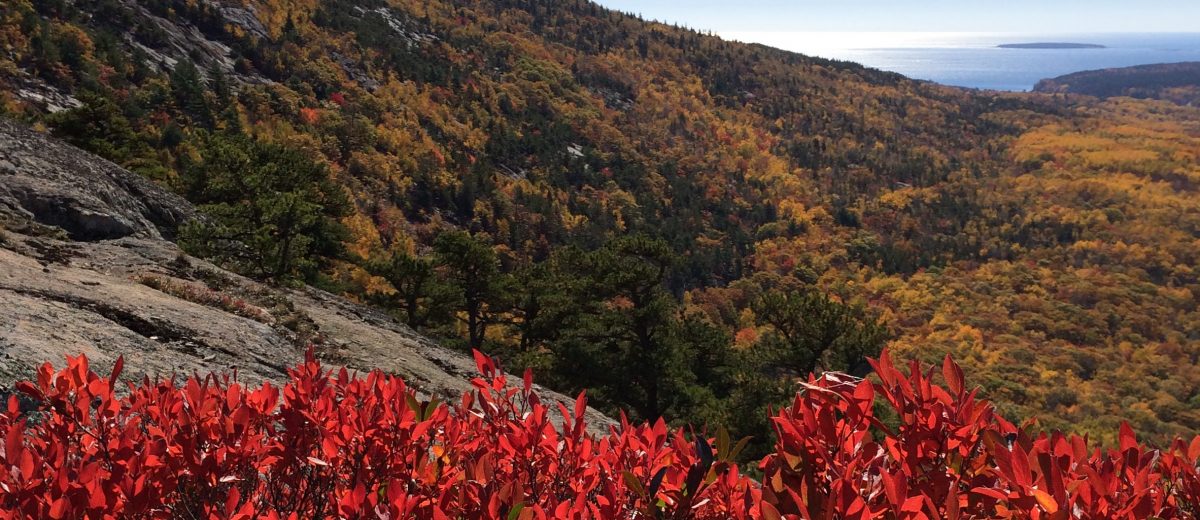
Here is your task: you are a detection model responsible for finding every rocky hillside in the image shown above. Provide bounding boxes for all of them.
[0,118,612,427]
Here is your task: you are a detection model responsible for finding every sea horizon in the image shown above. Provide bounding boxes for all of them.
[719,31,1200,91]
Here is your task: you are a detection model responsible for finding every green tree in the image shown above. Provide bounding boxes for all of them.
[47,91,142,164]
[669,311,737,428]
[179,132,350,282]
[726,286,889,459]
[500,261,580,369]
[170,60,212,127]
[433,231,509,348]
[365,252,454,328]
[753,288,888,379]
[549,236,701,421]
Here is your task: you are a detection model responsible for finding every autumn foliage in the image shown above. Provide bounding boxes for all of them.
[7,0,1199,445]
[3,350,1199,519]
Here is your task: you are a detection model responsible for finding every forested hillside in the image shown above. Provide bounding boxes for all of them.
[1035,61,1200,104]
[1,0,1197,451]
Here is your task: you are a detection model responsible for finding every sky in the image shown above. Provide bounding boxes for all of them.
[593,1,1200,34]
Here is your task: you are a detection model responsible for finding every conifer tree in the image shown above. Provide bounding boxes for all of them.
[550,236,695,420]
[48,91,143,165]
[170,60,212,127]
[365,252,454,328]
[433,231,510,348]
[179,133,350,282]
[753,289,888,378]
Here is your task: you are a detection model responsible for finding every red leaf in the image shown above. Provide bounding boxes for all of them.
[1118,422,1138,453]
[942,354,964,396]
[1010,444,1032,488]
[1032,489,1059,513]
[109,355,124,386]
[5,423,22,460]
[574,390,587,424]
[881,472,902,507]
[900,496,924,513]
[971,487,1009,501]
[945,486,961,520]
[760,501,783,520]
[14,381,42,400]
[225,486,241,516]
[49,497,68,519]
[19,450,35,480]
[472,349,495,376]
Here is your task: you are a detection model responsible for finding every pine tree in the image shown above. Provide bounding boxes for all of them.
[48,91,142,164]
[724,286,889,458]
[170,60,212,127]
[433,231,510,348]
[179,132,350,282]
[752,288,887,379]
[365,252,454,328]
[549,236,697,421]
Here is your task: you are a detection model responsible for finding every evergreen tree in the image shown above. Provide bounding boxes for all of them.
[209,66,232,104]
[365,252,454,328]
[179,132,350,282]
[496,259,595,372]
[549,236,696,421]
[170,60,213,127]
[433,231,509,348]
[725,286,889,459]
[752,288,888,379]
[668,311,737,427]
[48,91,142,164]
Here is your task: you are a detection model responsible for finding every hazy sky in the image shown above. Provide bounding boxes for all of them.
[594,1,1200,34]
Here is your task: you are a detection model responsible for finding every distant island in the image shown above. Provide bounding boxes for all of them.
[998,42,1106,49]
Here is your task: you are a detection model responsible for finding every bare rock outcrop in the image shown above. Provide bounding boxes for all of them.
[0,120,197,241]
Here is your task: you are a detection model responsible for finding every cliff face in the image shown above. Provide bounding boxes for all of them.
[0,119,612,428]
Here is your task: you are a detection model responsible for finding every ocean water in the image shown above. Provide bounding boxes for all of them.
[720,32,1200,91]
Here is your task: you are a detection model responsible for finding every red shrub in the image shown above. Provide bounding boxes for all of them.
[759,353,1200,519]
[0,351,756,519]
[1,349,1198,519]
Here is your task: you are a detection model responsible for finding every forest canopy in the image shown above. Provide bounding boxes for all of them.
[0,0,1196,450]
